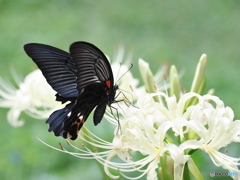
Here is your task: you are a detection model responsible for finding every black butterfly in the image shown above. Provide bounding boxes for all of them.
[24,42,118,140]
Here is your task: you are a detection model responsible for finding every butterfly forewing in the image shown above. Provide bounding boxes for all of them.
[70,42,114,92]
[24,43,78,99]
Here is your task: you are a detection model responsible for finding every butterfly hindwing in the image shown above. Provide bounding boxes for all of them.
[61,83,108,140]
[46,102,75,136]
[24,43,78,99]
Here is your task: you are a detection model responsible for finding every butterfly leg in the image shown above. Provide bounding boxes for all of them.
[109,105,122,134]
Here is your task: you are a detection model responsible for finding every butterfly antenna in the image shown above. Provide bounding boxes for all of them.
[115,63,122,83]
[115,63,133,85]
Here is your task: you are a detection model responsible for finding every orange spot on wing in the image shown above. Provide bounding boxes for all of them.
[105,80,111,88]
[67,116,85,139]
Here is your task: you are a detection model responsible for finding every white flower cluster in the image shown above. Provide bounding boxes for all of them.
[109,92,240,179]
[0,70,62,126]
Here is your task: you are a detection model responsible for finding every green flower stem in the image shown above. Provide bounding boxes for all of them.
[188,158,204,180]
[160,155,174,180]
[183,163,191,180]
[183,162,191,180]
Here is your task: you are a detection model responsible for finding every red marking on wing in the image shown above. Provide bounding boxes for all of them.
[105,80,111,88]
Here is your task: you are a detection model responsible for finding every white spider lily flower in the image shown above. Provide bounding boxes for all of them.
[0,69,62,126]
[43,92,240,180]
[185,94,240,173]
[110,92,240,179]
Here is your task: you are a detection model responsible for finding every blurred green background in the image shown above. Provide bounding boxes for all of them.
[1,0,240,179]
